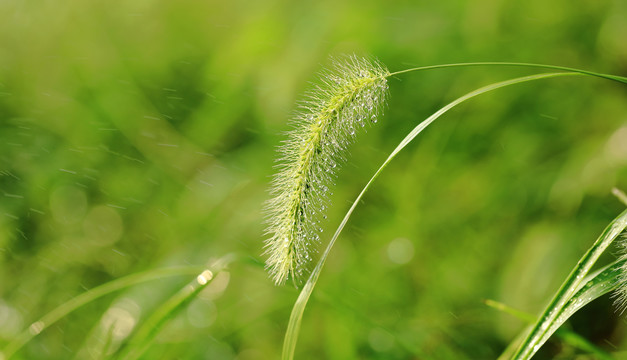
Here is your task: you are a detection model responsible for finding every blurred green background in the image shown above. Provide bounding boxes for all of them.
[1,0,626,359]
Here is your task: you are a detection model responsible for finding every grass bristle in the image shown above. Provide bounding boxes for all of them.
[263,55,389,285]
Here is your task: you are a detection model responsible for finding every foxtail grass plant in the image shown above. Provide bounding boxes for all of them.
[264,55,627,359]
[264,56,389,285]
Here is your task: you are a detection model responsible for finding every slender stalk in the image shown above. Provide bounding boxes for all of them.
[115,255,235,360]
[389,62,627,84]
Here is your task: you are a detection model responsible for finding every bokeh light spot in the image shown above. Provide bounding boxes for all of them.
[0,301,23,337]
[202,271,230,300]
[101,299,140,341]
[605,125,627,164]
[387,237,415,265]
[187,299,217,329]
[83,205,123,246]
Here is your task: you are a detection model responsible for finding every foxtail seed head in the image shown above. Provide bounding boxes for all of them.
[264,55,389,285]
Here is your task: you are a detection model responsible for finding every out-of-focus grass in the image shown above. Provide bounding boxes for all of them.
[0,0,625,359]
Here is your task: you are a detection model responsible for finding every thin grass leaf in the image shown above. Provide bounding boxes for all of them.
[1,266,207,359]
[537,259,625,356]
[389,61,627,84]
[484,299,536,323]
[114,255,235,360]
[113,271,212,360]
[498,329,530,360]
[282,72,578,360]
[511,209,627,359]
[486,297,615,360]
[500,259,624,360]
[613,187,627,206]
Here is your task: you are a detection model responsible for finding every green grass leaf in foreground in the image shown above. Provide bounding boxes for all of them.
[0,266,201,359]
[1,254,236,360]
[511,209,627,360]
[490,258,626,360]
[115,254,236,360]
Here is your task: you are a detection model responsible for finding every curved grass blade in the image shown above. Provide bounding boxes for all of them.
[486,273,618,360]
[282,72,579,360]
[498,328,530,360]
[1,266,206,359]
[115,254,236,360]
[531,258,626,358]
[511,209,627,360]
[389,62,627,84]
[484,299,536,323]
[613,187,627,206]
[113,271,212,360]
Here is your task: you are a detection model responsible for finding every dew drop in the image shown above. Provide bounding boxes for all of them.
[196,270,214,285]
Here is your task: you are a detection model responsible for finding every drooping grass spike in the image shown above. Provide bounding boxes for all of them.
[264,55,390,285]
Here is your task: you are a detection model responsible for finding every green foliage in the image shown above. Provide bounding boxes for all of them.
[1,266,207,359]
[1,0,626,359]
[511,210,627,359]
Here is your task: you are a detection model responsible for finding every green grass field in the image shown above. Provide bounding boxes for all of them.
[1,1,626,359]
